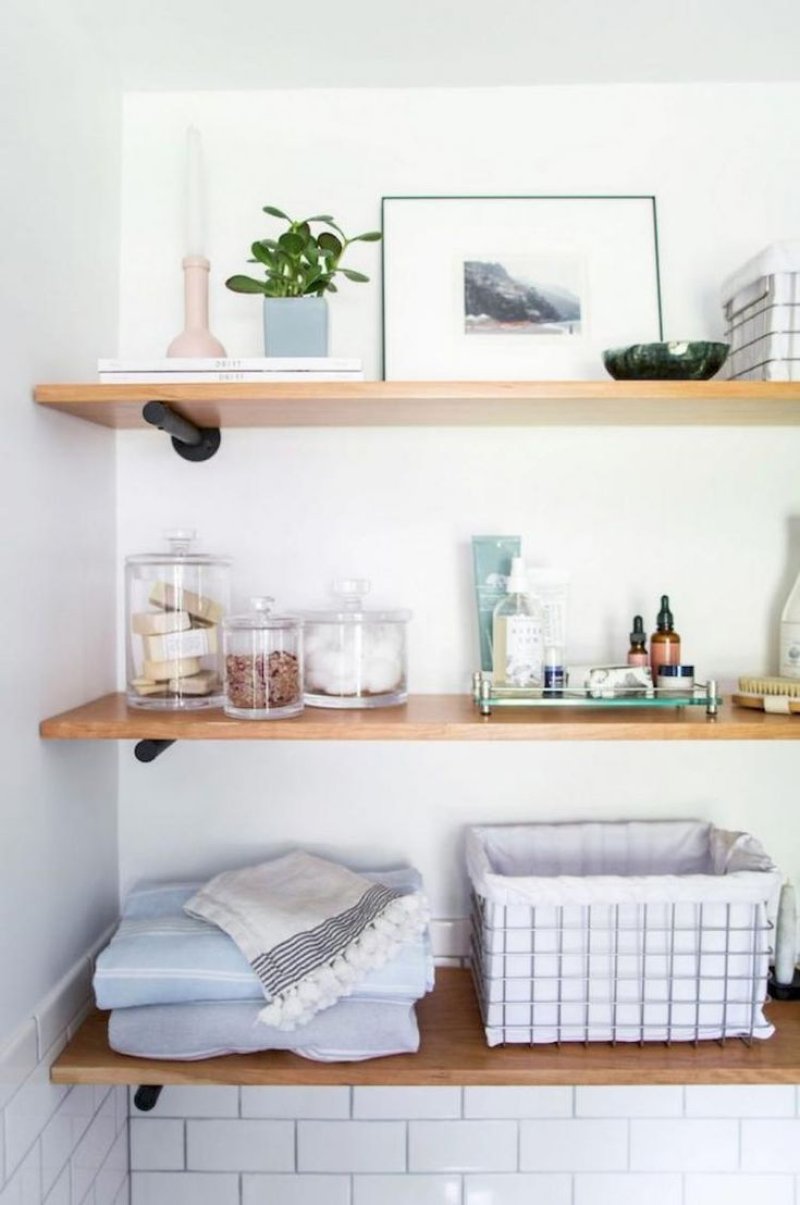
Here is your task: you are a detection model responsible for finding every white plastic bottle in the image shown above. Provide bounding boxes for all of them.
[780,571,800,678]
[492,558,544,687]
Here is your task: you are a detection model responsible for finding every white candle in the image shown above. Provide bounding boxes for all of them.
[774,880,797,986]
[184,125,205,257]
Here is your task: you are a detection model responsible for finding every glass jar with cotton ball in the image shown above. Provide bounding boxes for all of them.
[299,579,411,708]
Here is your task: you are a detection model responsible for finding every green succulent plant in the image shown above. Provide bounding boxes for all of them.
[225,205,382,299]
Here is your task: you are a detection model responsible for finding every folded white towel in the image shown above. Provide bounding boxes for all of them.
[184,852,428,1029]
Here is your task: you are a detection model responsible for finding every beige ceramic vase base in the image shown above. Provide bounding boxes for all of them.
[167,255,226,358]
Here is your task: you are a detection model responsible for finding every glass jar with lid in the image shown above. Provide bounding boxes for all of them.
[299,579,411,709]
[223,597,303,719]
[125,529,230,709]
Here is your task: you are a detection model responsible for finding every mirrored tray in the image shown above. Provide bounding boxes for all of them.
[472,671,721,719]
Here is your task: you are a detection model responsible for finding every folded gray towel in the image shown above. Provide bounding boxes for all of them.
[108,996,420,1062]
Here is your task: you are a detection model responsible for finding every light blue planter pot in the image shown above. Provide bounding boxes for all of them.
[263,297,329,358]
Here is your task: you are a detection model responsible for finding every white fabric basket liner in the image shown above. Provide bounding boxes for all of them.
[721,241,800,306]
[466,820,778,907]
[467,821,780,1045]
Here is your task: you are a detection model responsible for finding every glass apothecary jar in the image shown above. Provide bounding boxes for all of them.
[299,579,411,709]
[223,597,303,720]
[125,530,230,710]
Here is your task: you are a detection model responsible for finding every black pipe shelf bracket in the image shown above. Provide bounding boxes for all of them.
[134,739,176,764]
[133,1085,163,1112]
[142,400,221,462]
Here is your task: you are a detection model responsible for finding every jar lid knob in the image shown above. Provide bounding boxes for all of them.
[333,578,370,610]
[251,596,275,615]
[164,527,197,555]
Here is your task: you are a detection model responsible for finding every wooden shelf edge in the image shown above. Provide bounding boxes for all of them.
[39,692,800,743]
[33,380,800,430]
[51,969,800,1087]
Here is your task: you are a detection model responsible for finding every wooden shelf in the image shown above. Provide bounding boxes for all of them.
[34,380,800,429]
[39,692,800,743]
[51,969,800,1087]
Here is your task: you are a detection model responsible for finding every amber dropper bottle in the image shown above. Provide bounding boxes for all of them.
[650,594,681,683]
[627,615,648,667]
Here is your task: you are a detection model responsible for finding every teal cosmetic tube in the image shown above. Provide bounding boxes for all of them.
[471,535,521,672]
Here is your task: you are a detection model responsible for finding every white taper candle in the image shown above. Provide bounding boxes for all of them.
[774,880,797,986]
[185,125,205,257]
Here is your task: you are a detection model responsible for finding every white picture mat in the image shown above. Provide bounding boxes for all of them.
[382,196,662,380]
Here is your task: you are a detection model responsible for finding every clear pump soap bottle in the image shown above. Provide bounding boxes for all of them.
[492,557,544,687]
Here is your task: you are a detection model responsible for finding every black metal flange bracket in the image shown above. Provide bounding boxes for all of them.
[133,1085,163,1112]
[134,739,176,764]
[142,401,221,461]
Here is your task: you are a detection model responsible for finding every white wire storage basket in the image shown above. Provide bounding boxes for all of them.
[467,821,780,1046]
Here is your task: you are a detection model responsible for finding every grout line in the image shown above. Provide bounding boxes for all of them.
[737,1117,742,1171]
[294,1119,299,1173]
[183,1118,187,1171]
[405,1120,410,1172]
[238,1085,242,1119]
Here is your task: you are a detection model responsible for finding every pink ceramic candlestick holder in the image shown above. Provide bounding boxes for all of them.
[167,255,226,358]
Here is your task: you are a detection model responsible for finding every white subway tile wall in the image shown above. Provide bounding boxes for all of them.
[0,954,129,1205]
[129,1081,800,1205]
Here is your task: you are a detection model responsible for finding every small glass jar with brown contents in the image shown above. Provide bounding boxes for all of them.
[222,598,303,720]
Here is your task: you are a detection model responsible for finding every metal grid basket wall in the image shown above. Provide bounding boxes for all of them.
[470,890,773,1046]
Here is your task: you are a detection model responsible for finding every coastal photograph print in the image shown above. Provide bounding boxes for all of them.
[382,195,663,380]
[463,254,584,337]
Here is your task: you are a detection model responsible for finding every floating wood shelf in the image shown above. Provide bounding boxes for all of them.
[34,380,800,429]
[51,969,800,1087]
[39,692,800,743]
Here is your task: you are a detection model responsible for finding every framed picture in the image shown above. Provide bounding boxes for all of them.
[381,195,663,380]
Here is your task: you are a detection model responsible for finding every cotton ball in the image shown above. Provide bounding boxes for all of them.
[311,649,359,696]
[364,656,402,694]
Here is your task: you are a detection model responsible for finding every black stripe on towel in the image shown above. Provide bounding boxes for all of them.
[251,884,401,998]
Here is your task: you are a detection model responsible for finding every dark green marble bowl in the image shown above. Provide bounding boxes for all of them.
[602,341,730,380]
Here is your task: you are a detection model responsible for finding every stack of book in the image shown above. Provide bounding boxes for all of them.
[97,357,364,383]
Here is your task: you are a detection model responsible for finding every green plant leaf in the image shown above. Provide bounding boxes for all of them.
[278,231,306,257]
[351,230,383,242]
[262,205,290,220]
[302,214,335,223]
[317,231,342,256]
[225,274,268,294]
[340,269,370,282]
[250,241,276,268]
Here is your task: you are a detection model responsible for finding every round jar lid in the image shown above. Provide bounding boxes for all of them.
[126,528,231,567]
[225,596,301,631]
[297,578,411,624]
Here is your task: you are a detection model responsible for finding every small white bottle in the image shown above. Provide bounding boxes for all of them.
[780,571,800,678]
[492,557,544,687]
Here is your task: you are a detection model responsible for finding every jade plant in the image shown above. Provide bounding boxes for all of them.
[225,205,382,299]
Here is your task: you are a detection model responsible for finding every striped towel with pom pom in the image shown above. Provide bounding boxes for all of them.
[184,852,428,1030]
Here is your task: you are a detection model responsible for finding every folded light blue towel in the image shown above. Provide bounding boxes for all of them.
[95,867,433,1010]
[109,996,420,1061]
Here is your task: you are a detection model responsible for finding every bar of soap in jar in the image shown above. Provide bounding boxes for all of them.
[125,530,230,710]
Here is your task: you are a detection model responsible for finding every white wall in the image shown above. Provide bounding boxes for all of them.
[117,83,800,919]
[0,0,121,1041]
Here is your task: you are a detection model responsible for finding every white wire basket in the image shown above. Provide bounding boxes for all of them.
[467,821,781,1046]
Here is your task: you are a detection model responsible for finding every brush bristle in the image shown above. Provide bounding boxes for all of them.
[738,674,800,697]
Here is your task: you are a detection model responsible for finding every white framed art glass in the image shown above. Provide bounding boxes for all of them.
[381,195,663,380]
